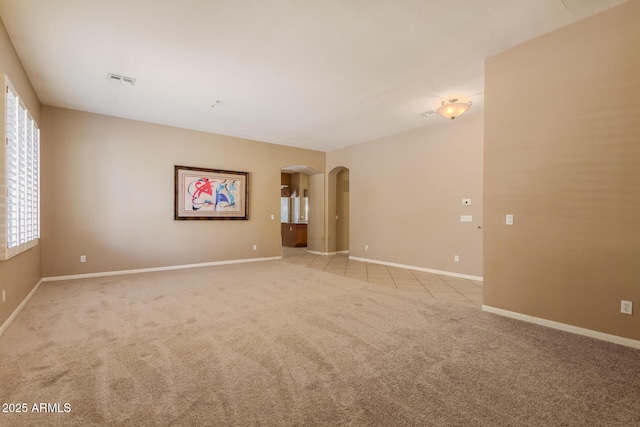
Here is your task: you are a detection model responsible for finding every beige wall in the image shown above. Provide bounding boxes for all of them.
[0,18,41,327]
[307,173,325,252]
[327,115,484,277]
[41,107,324,277]
[0,21,39,120]
[326,171,337,253]
[326,167,350,253]
[484,1,640,340]
[335,168,349,252]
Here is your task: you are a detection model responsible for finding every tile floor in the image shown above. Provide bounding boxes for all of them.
[281,247,483,309]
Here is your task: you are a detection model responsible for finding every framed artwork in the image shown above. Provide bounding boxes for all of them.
[174,165,249,220]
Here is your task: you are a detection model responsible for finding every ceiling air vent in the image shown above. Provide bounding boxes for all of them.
[107,73,136,86]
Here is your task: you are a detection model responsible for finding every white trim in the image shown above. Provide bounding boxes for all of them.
[0,279,42,337]
[307,250,336,256]
[349,256,483,282]
[42,256,282,282]
[296,250,348,256]
[482,305,640,350]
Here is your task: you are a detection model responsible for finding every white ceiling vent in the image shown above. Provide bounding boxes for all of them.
[107,73,136,86]
[419,111,436,118]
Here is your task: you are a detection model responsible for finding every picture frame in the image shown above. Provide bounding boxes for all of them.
[174,165,249,220]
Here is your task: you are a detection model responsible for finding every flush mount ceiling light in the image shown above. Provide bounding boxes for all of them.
[107,73,136,86]
[436,99,472,120]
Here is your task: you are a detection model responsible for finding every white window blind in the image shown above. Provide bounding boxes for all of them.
[1,75,40,260]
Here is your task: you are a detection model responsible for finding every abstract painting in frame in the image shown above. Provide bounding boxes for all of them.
[174,165,249,220]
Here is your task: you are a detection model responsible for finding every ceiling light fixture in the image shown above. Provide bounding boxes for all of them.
[436,99,472,120]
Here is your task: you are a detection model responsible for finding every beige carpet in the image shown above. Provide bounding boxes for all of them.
[1,260,639,426]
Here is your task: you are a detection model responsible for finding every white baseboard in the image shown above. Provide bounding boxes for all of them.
[42,256,282,282]
[306,250,348,256]
[482,305,640,350]
[349,256,483,282]
[0,279,43,337]
[307,250,336,256]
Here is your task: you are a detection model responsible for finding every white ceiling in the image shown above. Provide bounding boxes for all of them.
[0,0,627,152]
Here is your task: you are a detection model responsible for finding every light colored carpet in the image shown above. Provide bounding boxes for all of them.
[1,260,639,426]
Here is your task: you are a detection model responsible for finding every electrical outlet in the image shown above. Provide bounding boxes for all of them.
[80,255,86,263]
[2,289,5,303]
[621,300,633,315]
[252,245,257,251]
[365,245,369,251]
[454,255,459,262]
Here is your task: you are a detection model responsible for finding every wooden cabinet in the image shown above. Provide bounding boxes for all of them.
[281,223,307,247]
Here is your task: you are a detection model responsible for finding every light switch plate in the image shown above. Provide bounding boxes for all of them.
[460,215,473,223]
[506,214,514,225]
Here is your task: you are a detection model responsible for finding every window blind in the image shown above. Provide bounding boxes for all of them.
[2,75,40,260]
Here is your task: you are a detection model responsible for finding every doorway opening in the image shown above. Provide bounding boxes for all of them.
[280,165,322,252]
